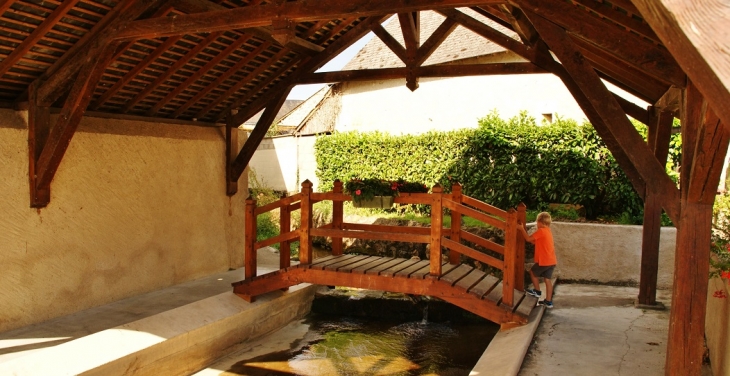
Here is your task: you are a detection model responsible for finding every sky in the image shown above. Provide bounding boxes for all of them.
[287,32,375,100]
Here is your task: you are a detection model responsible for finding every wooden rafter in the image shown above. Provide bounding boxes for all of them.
[522,8,681,222]
[123,32,223,113]
[228,15,390,127]
[0,0,81,80]
[631,0,730,140]
[36,0,168,106]
[196,48,293,120]
[514,0,685,89]
[298,63,546,84]
[112,0,502,40]
[568,0,658,42]
[146,34,253,116]
[89,35,183,111]
[172,41,274,118]
[31,43,118,207]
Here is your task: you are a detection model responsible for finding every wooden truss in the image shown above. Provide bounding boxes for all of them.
[3,1,730,373]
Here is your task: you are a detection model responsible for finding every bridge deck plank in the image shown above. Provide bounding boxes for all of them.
[485,281,504,304]
[440,264,474,285]
[409,261,447,279]
[338,256,382,272]
[455,268,486,291]
[310,254,359,270]
[380,258,421,277]
[350,257,394,273]
[324,255,370,271]
[395,260,431,277]
[365,258,409,275]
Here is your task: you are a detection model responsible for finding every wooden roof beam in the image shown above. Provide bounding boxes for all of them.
[631,0,730,140]
[112,0,503,40]
[146,34,253,116]
[569,0,658,42]
[36,0,169,106]
[228,15,391,126]
[415,16,458,66]
[0,0,81,80]
[230,87,292,182]
[31,43,118,207]
[172,41,274,119]
[298,63,546,84]
[513,0,685,89]
[523,8,680,221]
[90,36,183,111]
[372,24,408,64]
[398,12,420,91]
[123,32,223,113]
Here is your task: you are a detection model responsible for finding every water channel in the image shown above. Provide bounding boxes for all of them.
[217,306,498,375]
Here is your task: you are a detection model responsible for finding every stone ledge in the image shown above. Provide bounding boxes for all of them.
[0,284,317,376]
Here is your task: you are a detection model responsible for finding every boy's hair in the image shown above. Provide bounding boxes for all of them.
[537,212,552,226]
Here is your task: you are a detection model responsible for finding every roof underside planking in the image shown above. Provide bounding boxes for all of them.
[2,0,721,127]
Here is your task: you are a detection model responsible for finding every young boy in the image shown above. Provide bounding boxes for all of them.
[518,212,557,308]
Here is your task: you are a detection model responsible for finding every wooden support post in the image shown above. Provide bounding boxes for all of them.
[430,184,444,277]
[665,81,730,375]
[299,180,314,265]
[28,81,51,207]
[332,180,344,256]
[638,107,673,306]
[279,192,291,270]
[225,110,239,196]
[30,42,118,208]
[515,203,527,291]
[449,183,463,264]
[502,208,518,307]
[244,197,257,281]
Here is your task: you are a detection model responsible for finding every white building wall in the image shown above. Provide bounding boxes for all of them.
[337,74,589,134]
[249,135,320,193]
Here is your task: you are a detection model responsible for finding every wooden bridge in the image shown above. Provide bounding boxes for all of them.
[232,180,537,327]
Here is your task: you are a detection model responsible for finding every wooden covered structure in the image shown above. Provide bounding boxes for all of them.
[234,181,537,327]
[1,0,728,374]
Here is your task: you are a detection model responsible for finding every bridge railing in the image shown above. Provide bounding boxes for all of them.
[244,179,527,307]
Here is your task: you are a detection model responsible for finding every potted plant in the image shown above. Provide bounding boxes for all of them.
[345,178,399,208]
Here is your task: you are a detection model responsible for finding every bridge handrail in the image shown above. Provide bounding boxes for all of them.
[243,179,526,307]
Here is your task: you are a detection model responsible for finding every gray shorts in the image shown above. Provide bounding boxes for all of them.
[531,264,556,278]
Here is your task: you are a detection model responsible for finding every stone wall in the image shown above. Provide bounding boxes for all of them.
[0,110,248,332]
[550,222,676,288]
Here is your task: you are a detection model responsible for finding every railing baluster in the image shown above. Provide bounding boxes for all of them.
[245,196,257,281]
[449,183,463,264]
[332,180,344,256]
[515,203,527,291]
[502,208,518,307]
[299,180,313,265]
[280,192,291,269]
[430,184,443,277]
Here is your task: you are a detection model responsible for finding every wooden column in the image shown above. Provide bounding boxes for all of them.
[515,203,527,291]
[430,184,443,277]
[279,192,291,269]
[28,81,51,207]
[665,80,730,375]
[332,180,344,256]
[225,110,239,196]
[449,183,463,264]
[299,180,314,265]
[502,208,518,307]
[638,107,674,306]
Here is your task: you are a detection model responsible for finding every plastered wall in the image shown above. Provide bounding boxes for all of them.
[0,110,247,332]
[249,135,319,192]
[550,222,676,288]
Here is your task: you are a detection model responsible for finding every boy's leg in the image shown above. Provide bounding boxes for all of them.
[545,277,554,301]
[528,269,541,292]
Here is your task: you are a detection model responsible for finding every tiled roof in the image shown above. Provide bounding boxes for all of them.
[343,10,519,71]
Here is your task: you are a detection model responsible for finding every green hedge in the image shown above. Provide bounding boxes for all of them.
[315,111,681,220]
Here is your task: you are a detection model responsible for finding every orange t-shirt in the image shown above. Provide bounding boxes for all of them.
[532,227,557,266]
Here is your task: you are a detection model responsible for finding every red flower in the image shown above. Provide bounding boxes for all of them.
[721,271,730,280]
[714,290,728,299]
[355,189,361,195]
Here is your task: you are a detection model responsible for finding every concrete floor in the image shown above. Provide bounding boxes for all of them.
[518,284,698,376]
